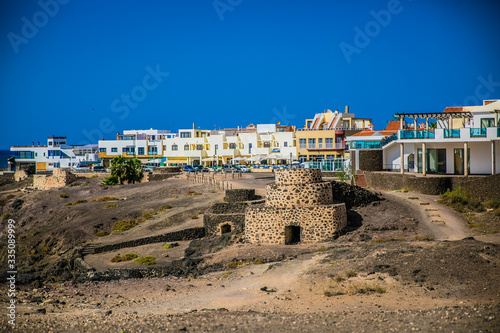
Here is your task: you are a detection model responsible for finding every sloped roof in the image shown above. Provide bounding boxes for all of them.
[385,121,400,131]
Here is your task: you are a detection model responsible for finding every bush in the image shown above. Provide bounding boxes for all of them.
[109,156,144,185]
[439,187,483,213]
[253,258,263,265]
[103,203,117,209]
[112,219,139,233]
[102,175,119,185]
[494,208,500,217]
[2,212,12,221]
[91,174,99,178]
[5,194,15,200]
[91,196,119,202]
[402,186,409,193]
[163,243,179,249]
[64,199,88,206]
[160,205,172,210]
[348,283,386,295]
[132,256,156,265]
[111,253,138,262]
[227,261,243,269]
[191,215,199,219]
[345,270,358,278]
[59,193,69,198]
[317,246,327,252]
[95,231,109,237]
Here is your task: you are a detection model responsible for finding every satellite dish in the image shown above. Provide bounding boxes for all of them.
[277,121,280,125]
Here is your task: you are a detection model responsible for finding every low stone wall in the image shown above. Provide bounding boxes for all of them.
[203,214,246,237]
[358,150,383,171]
[275,168,322,185]
[265,181,333,208]
[225,189,255,202]
[363,172,500,198]
[147,173,181,182]
[207,202,249,215]
[154,166,182,174]
[73,257,203,282]
[85,227,205,255]
[14,170,29,182]
[330,180,381,210]
[245,203,347,244]
[33,168,77,190]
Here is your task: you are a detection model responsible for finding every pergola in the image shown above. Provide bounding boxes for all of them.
[395,111,473,130]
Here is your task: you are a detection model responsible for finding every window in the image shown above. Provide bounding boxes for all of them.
[284,142,288,147]
[99,148,106,153]
[248,143,252,153]
[214,144,218,152]
[263,141,271,148]
[184,144,189,151]
[111,148,118,153]
[49,142,53,146]
[481,118,495,128]
[229,143,236,149]
[308,138,316,149]
[318,138,323,149]
[298,155,307,162]
[14,151,35,159]
[180,132,191,138]
[172,145,178,151]
[138,147,145,155]
[163,145,167,151]
[325,138,333,149]
[196,144,203,151]
[299,139,306,149]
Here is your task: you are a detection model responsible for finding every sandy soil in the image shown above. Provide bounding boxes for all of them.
[0,173,499,332]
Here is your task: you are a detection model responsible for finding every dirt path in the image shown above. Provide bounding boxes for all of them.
[383,191,470,241]
[225,172,274,197]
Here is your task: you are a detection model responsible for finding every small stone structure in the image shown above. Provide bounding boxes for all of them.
[147,166,182,182]
[33,168,77,190]
[245,169,347,244]
[14,170,29,182]
[203,189,262,238]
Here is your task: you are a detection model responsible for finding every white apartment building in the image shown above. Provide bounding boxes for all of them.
[98,129,174,165]
[10,137,99,171]
[383,100,500,175]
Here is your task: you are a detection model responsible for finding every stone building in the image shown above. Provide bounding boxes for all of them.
[245,169,347,244]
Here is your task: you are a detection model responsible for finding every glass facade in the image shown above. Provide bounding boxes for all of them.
[417,148,446,174]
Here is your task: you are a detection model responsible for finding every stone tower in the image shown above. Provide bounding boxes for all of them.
[245,169,347,244]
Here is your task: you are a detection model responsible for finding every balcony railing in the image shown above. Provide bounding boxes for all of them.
[400,130,435,139]
[381,133,398,146]
[470,128,486,137]
[126,152,135,155]
[444,129,460,138]
[349,141,382,149]
[498,127,500,137]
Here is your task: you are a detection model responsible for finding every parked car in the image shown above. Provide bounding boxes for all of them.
[143,166,154,172]
[239,166,251,173]
[92,165,107,172]
[72,164,91,172]
[183,165,195,172]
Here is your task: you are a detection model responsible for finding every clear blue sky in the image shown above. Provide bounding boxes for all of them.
[1,0,499,148]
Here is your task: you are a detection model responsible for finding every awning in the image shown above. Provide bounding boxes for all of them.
[202,157,217,162]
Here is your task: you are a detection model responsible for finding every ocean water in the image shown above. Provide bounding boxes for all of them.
[0,150,14,169]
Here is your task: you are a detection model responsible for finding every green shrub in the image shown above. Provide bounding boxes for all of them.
[348,284,386,295]
[345,270,358,278]
[91,196,119,202]
[494,208,500,217]
[2,212,12,221]
[253,258,263,265]
[414,236,435,241]
[439,187,483,213]
[132,256,156,265]
[227,261,243,269]
[64,199,88,206]
[485,197,500,210]
[402,186,409,193]
[163,243,179,249]
[103,203,117,209]
[59,193,69,198]
[317,246,327,252]
[112,219,139,232]
[191,215,199,219]
[102,175,119,185]
[111,253,138,262]
[5,194,15,200]
[95,231,109,237]
[160,205,172,210]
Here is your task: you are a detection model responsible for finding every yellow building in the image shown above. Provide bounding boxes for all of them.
[295,106,372,161]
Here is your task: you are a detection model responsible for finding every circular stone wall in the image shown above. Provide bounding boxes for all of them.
[274,169,322,185]
[265,181,333,208]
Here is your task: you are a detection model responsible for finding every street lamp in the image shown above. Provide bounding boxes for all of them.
[290,152,292,166]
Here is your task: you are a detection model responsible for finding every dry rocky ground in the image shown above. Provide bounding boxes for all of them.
[0,173,499,332]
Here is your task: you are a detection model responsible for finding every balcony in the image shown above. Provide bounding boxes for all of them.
[470,128,486,138]
[349,141,382,149]
[444,129,460,138]
[400,130,435,139]
[381,133,398,146]
[306,143,345,151]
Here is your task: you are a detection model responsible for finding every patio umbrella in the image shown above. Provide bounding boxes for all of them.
[201,157,216,162]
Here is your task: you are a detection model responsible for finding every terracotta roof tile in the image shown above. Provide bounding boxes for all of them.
[384,121,400,131]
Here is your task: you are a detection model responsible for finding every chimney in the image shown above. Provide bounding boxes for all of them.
[345,105,349,113]
[117,132,120,140]
[193,122,195,130]
[38,142,40,146]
